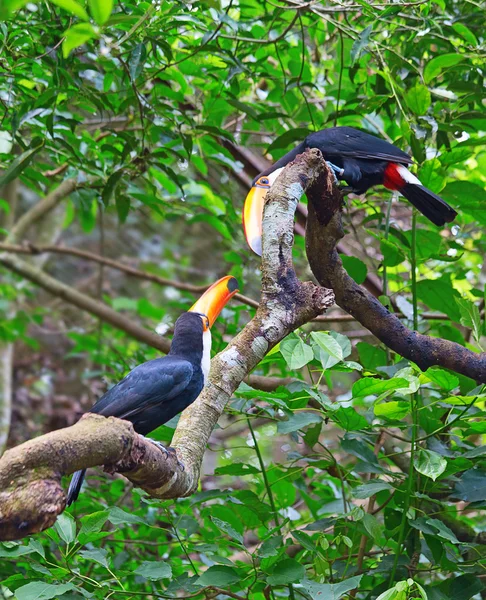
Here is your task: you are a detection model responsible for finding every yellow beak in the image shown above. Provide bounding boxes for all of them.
[243,185,267,257]
[189,276,239,328]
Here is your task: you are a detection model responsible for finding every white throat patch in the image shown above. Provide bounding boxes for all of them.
[267,167,284,186]
[202,329,212,384]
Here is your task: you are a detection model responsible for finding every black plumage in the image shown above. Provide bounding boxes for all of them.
[254,126,457,226]
[66,313,205,505]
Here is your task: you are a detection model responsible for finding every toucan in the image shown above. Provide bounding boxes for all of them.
[243,126,458,255]
[66,276,239,505]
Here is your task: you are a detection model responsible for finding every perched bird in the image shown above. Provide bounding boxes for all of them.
[243,126,458,255]
[66,276,239,505]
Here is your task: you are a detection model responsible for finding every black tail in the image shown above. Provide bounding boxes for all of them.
[66,469,87,506]
[399,183,457,227]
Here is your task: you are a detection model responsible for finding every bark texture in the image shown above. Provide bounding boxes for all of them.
[0,149,334,541]
[305,178,486,383]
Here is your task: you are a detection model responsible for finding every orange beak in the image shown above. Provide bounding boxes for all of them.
[243,185,267,257]
[189,276,239,329]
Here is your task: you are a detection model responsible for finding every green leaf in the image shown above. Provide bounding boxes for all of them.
[453,469,486,502]
[456,297,482,348]
[214,463,260,476]
[211,517,244,544]
[374,400,410,420]
[353,481,392,499]
[356,342,387,371]
[424,53,466,84]
[135,560,172,580]
[340,255,367,284]
[259,535,283,558]
[62,23,98,58]
[424,368,459,391]
[129,43,147,81]
[0,140,44,186]
[452,22,478,46]
[277,412,322,434]
[426,518,460,544]
[405,84,431,116]
[280,336,314,370]
[416,278,462,322]
[102,169,124,207]
[414,449,447,481]
[88,0,113,24]
[116,194,131,223]
[78,510,109,537]
[108,506,146,526]
[50,0,89,20]
[441,181,486,225]
[302,575,363,599]
[267,127,311,153]
[333,407,369,431]
[79,548,109,568]
[14,582,76,600]
[350,25,372,64]
[381,238,405,267]
[352,377,408,398]
[311,332,343,366]
[53,512,76,544]
[197,566,240,587]
[266,558,305,585]
[362,513,383,542]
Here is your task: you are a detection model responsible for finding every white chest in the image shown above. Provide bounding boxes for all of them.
[201,329,212,384]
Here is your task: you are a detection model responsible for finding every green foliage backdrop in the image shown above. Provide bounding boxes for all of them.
[0,0,485,597]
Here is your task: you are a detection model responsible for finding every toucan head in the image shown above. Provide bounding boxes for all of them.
[243,168,284,256]
[171,276,238,377]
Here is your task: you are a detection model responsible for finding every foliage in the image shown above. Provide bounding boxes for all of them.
[1,0,486,597]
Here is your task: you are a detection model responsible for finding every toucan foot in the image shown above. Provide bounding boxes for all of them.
[165,446,185,471]
[141,435,168,453]
[325,161,344,184]
[339,186,359,195]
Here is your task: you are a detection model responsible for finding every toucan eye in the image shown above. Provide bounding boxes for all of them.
[260,177,269,185]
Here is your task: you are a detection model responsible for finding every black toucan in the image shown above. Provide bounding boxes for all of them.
[243,126,458,255]
[66,276,239,505]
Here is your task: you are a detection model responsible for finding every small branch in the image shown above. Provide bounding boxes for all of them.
[0,149,334,541]
[0,241,258,309]
[0,242,449,322]
[6,178,80,244]
[0,252,172,354]
[305,178,486,383]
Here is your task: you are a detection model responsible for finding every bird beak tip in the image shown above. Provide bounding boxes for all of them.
[189,276,239,328]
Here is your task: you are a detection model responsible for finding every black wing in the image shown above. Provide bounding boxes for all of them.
[306,127,413,164]
[91,356,194,420]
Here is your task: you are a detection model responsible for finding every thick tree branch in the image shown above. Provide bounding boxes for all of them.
[305,176,486,383]
[0,149,334,541]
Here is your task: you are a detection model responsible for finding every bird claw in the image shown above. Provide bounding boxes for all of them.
[165,446,185,471]
[325,161,344,185]
[139,436,185,471]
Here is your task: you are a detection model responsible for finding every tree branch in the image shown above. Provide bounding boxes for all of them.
[0,149,334,541]
[305,174,486,383]
[6,178,79,244]
[0,252,173,354]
